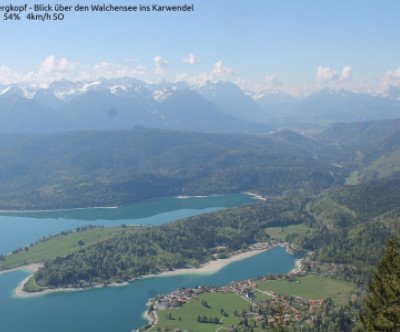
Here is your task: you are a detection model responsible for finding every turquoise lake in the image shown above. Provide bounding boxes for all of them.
[0,194,302,332]
[0,194,256,255]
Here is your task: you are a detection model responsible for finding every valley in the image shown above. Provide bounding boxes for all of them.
[0,89,399,331]
[3,1,400,330]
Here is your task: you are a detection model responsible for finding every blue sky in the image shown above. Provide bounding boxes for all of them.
[1,0,399,95]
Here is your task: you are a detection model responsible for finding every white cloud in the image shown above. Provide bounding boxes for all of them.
[265,74,282,87]
[0,56,81,84]
[317,66,339,83]
[79,71,92,81]
[212,60,234,78]
[1,56,148,85]
[182,53,199,65]
[341,66,353,82]
[93,62,112,74]
[234,74,283,94]
[380,66,400,91]
[136,65,147,72]
[153,56,168,68]
[175,72,188,82]
[352,77,375,95]
[0,56,80,84]
[0,56,386,97]
[38,55,78,81]
[174,60,235,85]
[316,65,353,89]
[235,74,283,94]
[200,60,234,81]
[153,56,168,75]
[235,78,265,93]
[0,66,24,84]
[93,62,146,78]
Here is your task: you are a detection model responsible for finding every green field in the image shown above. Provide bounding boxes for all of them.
[0,226,134,270]
[345,170,360,185]
[23,275,41,292]
[253,291,272,305]
[256,274,356,305]
[264,223,314,241]
[150,275,356,331]
[153,292,250,332]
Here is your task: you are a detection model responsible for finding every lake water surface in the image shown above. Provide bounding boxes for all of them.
[0,194,301,332]
[0,194,256,255]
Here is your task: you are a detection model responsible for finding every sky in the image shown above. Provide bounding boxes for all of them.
[1,0,400,95]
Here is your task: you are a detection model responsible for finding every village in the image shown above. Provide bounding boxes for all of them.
[141,255,364,332]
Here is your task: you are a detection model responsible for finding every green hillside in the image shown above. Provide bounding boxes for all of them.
[0,226,131,270]
[21,177,398,289]
[0,128,335,210]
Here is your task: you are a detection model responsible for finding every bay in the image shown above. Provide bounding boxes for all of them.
[0,247,301,332]
[0,193,300,332]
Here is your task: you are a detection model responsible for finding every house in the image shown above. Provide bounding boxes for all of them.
[246,291,255,300]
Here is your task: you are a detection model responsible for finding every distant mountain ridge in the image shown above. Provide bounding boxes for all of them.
[0,78,271,134]
[255,88,400,129]
[1,78,400,133]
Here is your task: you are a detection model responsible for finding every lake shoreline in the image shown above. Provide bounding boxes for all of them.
[0,206,119,213]
[0,192,262,214]
[243,192,266,201]
[140,243,304,328]
[0,263,44,276]
[12,243,301,298]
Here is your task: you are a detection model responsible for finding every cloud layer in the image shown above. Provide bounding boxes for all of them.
[0,55,399,97]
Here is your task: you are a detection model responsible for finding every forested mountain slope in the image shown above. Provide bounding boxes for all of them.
[311,119,400,183]
[355,131,400,182]
[298,178,400,269]
[314,118,400,162]
[32,178,400,288]
[0,128,335,209]
[1,116,400,210]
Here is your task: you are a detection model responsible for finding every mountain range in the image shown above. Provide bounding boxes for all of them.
[1,78,400,134]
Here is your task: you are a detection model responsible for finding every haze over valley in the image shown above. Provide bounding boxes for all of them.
[2,78,400,134]
[2,1,400,330]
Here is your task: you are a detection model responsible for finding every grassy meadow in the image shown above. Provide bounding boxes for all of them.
[154,292,250,332]
[0,226,135,270]
[256,274,355,305]
[264,223,314,241]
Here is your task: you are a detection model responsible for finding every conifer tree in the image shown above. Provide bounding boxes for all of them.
[359,235,400,331]
[270,303,287,332]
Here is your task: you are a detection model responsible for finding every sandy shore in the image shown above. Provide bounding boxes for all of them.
[2,263,98,298]
[243,192,266,201]
[13,274,129,298]
[175,195,209,199]
[14,281,97,298]
[0,263,44,276]
[291,258,303,274]
[149,248,269,278]
[176,192,266,201]
[12,247,270,298]
[12,243,302,298]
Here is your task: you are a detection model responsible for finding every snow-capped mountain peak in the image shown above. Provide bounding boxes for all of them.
[153,88,173,102]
